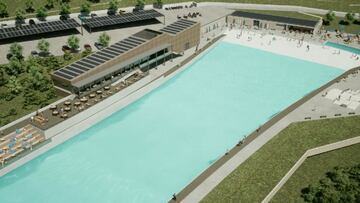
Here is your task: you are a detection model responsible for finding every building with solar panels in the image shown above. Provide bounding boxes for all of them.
[51,19,200,94]
[227,11,322,33]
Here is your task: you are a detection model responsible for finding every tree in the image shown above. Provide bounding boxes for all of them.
[136,0,145,9]
[9,42,23,60]
[325,11,336,22]
[27,65,46,89]
[301,164,360,203]
[15,9,26,23]
[62,0,71,3]
[45,0,55,9]
[36,7,48,19]
[6,57,24,76]
[25,0,35,13]
[67,35,80,50]
[88,0,100,2]
[0,65,6,85]
[0,1,9,18]
[98,32,110,47]
[59,3,71,17]
[6,76,22,95]
[80,2,91,15]
[108,0,119,12]
[345,12,355,23]
[37,39,50,54]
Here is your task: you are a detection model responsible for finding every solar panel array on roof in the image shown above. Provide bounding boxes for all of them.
[53,34,148,81]
[160,19,197,35]
[230,11,318,28]
[82,9,164,29]
[0,19,80,40]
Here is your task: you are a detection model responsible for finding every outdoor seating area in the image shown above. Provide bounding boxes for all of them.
[324,88,360,110]
[32,71,148,130]
[0,125,45,167]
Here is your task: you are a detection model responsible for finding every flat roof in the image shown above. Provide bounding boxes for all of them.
[230,11,318,28]
[133,29,162,40]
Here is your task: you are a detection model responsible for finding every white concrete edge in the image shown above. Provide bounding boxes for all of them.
[262,136,360,203]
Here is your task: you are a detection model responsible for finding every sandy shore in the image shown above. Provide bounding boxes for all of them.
[223,29,360,71]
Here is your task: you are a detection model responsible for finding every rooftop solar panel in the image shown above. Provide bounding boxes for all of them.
[0,19,80,40]
[160,19,197,35]
[82,9,164,29]
[52,28,151,82]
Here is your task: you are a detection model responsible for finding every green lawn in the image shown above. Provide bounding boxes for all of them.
[0,0,359,20]
[322,16,360,34]
[271,143,360,203]
[201,116,360,203]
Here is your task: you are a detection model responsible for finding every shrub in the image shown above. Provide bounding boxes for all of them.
[59,3,71,17]
[98,32,110,47]
[325,11,336,22]
[36,7,48,19]
[67,35,80,50]
[8,42,23,60]
[80,2,91,15]
[0,1,9,18]
[15,9,26,23]
[37,39,50,53]
[25,0,35,13]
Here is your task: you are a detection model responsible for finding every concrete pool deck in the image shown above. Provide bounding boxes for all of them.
[222,29,360,70]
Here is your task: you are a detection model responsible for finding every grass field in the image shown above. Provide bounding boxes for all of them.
[0,0,359,20]
[271,143,360,203]
[201,116,360,203]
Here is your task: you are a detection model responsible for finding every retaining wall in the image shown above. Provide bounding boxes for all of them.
[262,136,360,203]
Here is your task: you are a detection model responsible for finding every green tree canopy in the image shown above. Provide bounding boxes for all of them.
[0,65,6,85]
[25,0,35,13]
[15,9,26,22]
[67,35,80,50]
[325,11,336,22]
[108,0,119,11]
[36,6,48,19]
[0,1,8,18]
[80,2,91,15]
[345,13,355,22]
[45,0,55,9]
[9,42,23,60]
[5,57,24,76]
[136,0,145,8]
[59,3,71,16]
[99,32,110,47]
[301,164,360,203]
[6,76,22,95]
[37,39,50,53]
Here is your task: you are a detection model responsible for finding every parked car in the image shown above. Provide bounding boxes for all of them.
[62,45,71,52]
[31,50,38,56]
[84,44,92,51]
[94,42,104,50]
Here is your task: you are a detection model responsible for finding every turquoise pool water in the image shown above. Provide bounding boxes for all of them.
[0,42,343,203]
[325,41,360,55]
